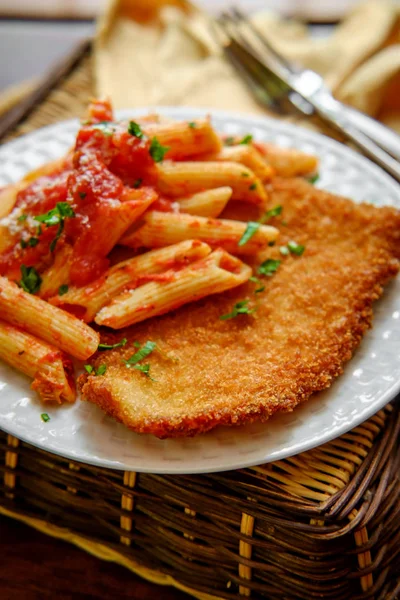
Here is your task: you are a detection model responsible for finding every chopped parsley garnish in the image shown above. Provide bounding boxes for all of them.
[58,284,69,296]
[28,237,39,247]
[41,413,50,422]
[188,122,197,129]
[17,214,28,222]
[238,222,260,247]
[287,240,305,256]
[240,134,253,145]
[249,276,265,293]
[307,173,319,184]
[37,225,42,236]
[149,137,170,163]
[259,205,282,224]
[128,121,144,138]
[133,364,153,378]
[98,338,128,351]
[133,178,142,189]
[20,239,27,249]
[268,241,276,247]
[84,364,107,376]
[220,300,256,320]
[92,121,114,136]
[257,258,281,276]
[133,341,141,348]
[241,172,249,178]
[124,341,156,366]
[79,191,87,199]
[249,183,257,191]
[35,202,75,253]
[19,265,41,294]
[224,136,235,146]
[280,246,290,256]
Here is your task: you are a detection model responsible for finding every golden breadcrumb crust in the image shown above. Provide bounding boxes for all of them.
[79,178,400,438]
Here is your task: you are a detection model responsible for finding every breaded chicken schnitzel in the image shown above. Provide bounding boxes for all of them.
[79,178,400,438]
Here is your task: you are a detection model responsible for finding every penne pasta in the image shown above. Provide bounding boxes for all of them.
[95,249,252,329]
[255,143,318,177]
[49,240,211,322]
[0,319,75,403]
[121,211,278,256]
[156,161,268,206]
[39,243,73,299]
[0,276,99,360]
[198,146,275,182]
[177,187,232,218]
[143,118,222,160]
[69,187,157,285]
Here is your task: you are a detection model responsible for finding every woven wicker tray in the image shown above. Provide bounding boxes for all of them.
[1,42,400,600]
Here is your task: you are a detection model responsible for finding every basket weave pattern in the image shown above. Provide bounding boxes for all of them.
[1,49,400,600]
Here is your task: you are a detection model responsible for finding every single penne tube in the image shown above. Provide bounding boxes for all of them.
[198,146,274,182]
[49,240,212,322]
[121,211,278,256]
[156,161,267,206]
[177,187,232,218]
[143,118,222,159]
[95,249,252,329]
[0,276,99,360]
[69,187,157,285]
[39,243,73,299]
[255,142,318,177]
[0,320,75,403]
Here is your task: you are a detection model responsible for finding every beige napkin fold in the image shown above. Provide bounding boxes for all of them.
[95,0,400,131]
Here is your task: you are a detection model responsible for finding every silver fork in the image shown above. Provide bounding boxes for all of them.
[214,9,400,182]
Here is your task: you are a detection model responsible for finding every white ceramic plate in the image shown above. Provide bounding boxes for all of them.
[0,108,399,474]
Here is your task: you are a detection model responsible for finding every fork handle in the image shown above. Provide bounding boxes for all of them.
[340,105,400,162]
[314,104,400,183]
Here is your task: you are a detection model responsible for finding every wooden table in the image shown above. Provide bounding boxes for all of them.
[0,516,191,599]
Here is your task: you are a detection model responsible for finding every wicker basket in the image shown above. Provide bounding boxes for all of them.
[1,42,399,600]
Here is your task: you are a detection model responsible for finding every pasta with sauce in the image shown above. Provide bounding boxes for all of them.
[0,98,318,406]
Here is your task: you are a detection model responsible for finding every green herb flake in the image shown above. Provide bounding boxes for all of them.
[37,225,42,236]
[133,363,155,380]
[259,205,282,224]
[268,241,276,247]
[35,202,75,253]
[238,222,260,247]
[133,179,143,189]
[128,121,144,139]
[125,341,157,366]
[20,239,27,249]
[257,259,281,277]
[288,240,305,256]
[240,134,253,145]
[249,183,257,191]
[188,122,197,129]
[249,276,265,293]
[241,172,250,178]
[17,214,28,222]
[79,191,87,199]
[41,413,50,423]
[224,136,235,146]
[96,364,107,376]
[133,341,141,348]
[307,173,319,184]
[85,363,106,376]
[28,237,39,247]
[280,246,290,256]
[98,338,128,352]
[58,284,69,296]
[220,300,256,320]
[149,137,170,163]
[19,265,42,294]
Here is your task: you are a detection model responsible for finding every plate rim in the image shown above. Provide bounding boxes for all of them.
[0,107,399,474]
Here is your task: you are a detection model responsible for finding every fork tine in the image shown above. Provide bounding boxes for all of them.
[231,6,295,76]
[216,17,290,114]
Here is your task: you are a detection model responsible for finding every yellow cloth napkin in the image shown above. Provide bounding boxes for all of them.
[95,0,400,131]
